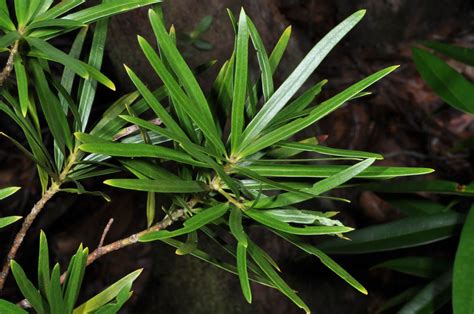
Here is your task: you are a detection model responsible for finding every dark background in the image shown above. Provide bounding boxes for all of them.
[1,0,473,313]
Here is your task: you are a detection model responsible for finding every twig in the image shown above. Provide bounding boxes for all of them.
[0,40,19,86]
[98,218,114,249]
[0,184,60,290]
[59,209,185,284]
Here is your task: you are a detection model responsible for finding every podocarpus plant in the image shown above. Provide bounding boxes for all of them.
[0,2,436,312]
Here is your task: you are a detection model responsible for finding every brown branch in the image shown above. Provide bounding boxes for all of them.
[0,184,60,290]
[59,209,185,283]
[98,218,114,249]
[0,40,19,86]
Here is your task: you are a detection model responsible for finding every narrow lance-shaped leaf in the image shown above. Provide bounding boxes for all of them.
[254,158,375,208]
[318,212,464,254]
[269,26,291,73]
[240,65,399,157]
[245,208,352,236]
[246,163,433,179]
[247,17,274,102]
[453,205,474,314]
[398,270,452,314]
[0,186,21,200]
[13,54,29,117]
[277,232,368,295]
[229,206,248,247]
[38,231,50,298]
[104,178,207,193]
[237,242,252,303]
[148,9,225,154]
[248,242,310,313]
[79,0,114,131]
[64,0,162,24]
[0,216,22,229]
[73,269,142,314]
[230,8,250,154]
[30,60,73,152]
[413,47,474,114]
[49,264,65,314]
[239,10,366,151]
[11,261,46,314]
[422,40,474,67]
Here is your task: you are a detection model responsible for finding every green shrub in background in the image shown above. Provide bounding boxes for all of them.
[0,1,438,312]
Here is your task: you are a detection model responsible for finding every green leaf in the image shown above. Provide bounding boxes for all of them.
[422,40,474,66]
[38,231,50,298]
[0,300,28,314]
[64,246,88,313]
[27,37,89,79]
[387,197,449,217]
[269,26,291,73]
[26,19,85,31]
[453,205,474,314]
[124,64,187,139]
[30,60,73,152]
[246,164,433,179]
[0,9,15,32]
[0,186,21,200]
[0,216,22,229]
[248,242,310,313]
[237,242,252,303]
[73,269,142,314]
[78,5,112,131]
[64,0,161,24]
[378,287,421,313]
[239,10,366,150]
[257,209,343,226]
[13,54,29,117]
[413,47,474,114]
[49,263,65,314]
[146,192,156,228]
[278,232,367,295]
[271,81,327,126]
[104,178,207,193]
[11,260,45,314]
[0,32,20,49]
[246,208,352,235]
[253,158,375,208]
[35,0,85,20]
[229,206,248,247]
[147,9,225,155]
[319,212,464,254]
[274,141,383,160]
[373,257,451,278]
[357,180,474,196]
[175,231,198,255]
[139,203,229,242]
[248,17,274,102]
[230,8,249,153]
[399,270,452,314]
[80,142,207,167]
[239,66,398,157]
[14,0,29,27]
[161,237,273,287]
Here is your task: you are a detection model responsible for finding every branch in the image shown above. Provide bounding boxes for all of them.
[0,40,19,86]
[0,184,60,290]
[59,209,185,283]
